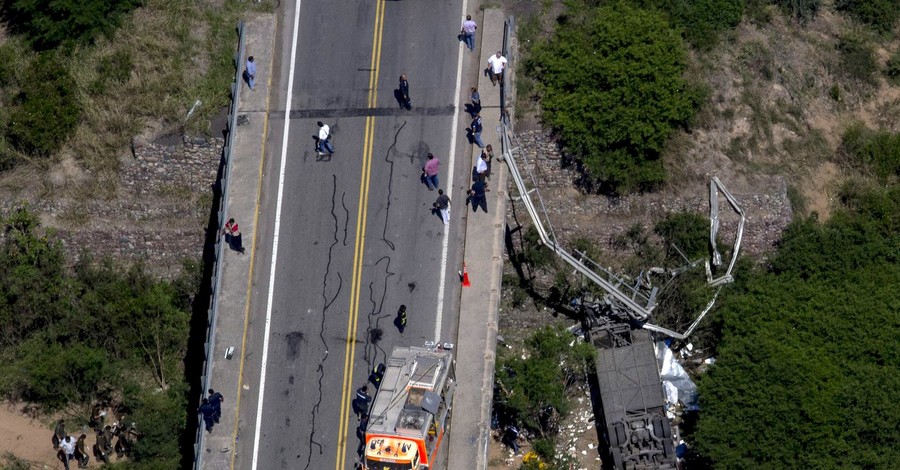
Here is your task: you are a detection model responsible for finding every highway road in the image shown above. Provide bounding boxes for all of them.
[235,0,475,469]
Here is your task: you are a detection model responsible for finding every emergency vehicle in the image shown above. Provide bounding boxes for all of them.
[362,345,455,470]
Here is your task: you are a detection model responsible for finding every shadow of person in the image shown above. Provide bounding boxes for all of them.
[393,89,405,108]
[465,128,475,144]
[464,103,481,118]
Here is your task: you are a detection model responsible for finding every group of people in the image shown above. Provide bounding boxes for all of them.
[198,389,225,433]
[51,407,140,469]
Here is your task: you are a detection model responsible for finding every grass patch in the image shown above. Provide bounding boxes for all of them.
[21,0,273,178]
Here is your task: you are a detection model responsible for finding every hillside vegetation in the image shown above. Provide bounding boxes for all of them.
[508,0,900,467]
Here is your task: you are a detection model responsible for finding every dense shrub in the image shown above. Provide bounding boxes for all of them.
[494,326,595,436]
[7,53,81,156]
[841,123,900,183]
[529,1,703,192]
[775,0,822,23]
[885,49,900,85]
[693,184,900,468]
[835,0,900,34]
[637,0,745,48]
[834,34,879,86]
[1,0,142,51]
[654,211,710,261]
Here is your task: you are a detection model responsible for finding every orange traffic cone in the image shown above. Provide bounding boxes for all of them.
[461,262,471,287]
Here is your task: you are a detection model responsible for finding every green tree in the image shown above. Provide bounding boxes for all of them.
[8,339,113,412]
[128,384,188,465]
[835,0,900,34]
[1,0,142,51]
[637,0,744,48]
[529,1,703,192]
[654,211,710,261]
[495,326,595,436]
[692,185,900,468]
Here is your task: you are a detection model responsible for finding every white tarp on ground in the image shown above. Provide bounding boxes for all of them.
[655,341,699,410]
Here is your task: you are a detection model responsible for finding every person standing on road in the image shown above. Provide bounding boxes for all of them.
[471,113,485,148]
[353,385,372,421]
[433,189,450,225]
[199,398,216,433]
[316,121,334,155]
[207,389,224,424]
[395,305,408,333]
[467,179,488,213]
[487,51,507,86]
[399,74,411,110]
[369,363,386,389]
[422,153,440,190]
[460,15,477,51]
[245,56,257,90]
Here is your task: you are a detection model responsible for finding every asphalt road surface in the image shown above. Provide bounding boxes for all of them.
[238,0,471,469]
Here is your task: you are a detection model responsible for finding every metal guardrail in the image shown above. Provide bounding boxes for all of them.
[193,20,245,470]
[499,111,746,340]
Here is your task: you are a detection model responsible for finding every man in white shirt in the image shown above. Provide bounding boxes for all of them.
[460,15,477,52]
[316,121,334,155]
[487,51,507,86]
[475,151,489,181]
[59,435,76,468]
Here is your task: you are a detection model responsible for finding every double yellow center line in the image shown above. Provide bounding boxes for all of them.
[335,0,385,468]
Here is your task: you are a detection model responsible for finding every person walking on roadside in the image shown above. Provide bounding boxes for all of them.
[460,15,477,51]
[53,419,65,449]
[245,56,257,90]
[399,74,411,110]
[433,189,450,225]
[74,434,90,469]
[199,398,216,433]
[223,218,245,254]
[352,385,372,421]
[504,424,521,455]
[487,51,507,86]
[422,153,440,190]
[467,179,488,213]
[471,113,485,148]
[475,151,489,182]
[469,87,482,118]
[207,389,224,424]
[316,121,334,155]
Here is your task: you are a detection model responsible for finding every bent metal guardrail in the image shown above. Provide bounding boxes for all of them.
[498,118,746,340]
[193,20,245,470]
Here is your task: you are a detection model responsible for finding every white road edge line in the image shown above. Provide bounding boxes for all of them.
[251,0,302,468]
[435,0,469,343]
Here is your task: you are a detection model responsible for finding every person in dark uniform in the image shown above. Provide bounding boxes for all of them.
[207,389,224,423]
[93,429,110,464]
[74,434,90,468]
[352,385,372,421]
[395,305,408,333]
[52,419,65,449]
[199,398,217,432]
[467,180,488,213]
[369,363,386,389]
[504,424,520,455]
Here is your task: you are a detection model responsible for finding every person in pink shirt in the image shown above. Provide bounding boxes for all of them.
[422,153,440,190]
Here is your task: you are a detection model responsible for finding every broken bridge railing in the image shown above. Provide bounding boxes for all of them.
[498,118,745,340]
